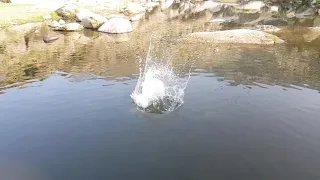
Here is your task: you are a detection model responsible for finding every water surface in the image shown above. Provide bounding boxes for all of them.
[1,8,320,180]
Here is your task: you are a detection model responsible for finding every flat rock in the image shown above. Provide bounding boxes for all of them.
[53,23,83,31]
[43,35,59,43]
[98,17,133,34]
[189,29,284,44]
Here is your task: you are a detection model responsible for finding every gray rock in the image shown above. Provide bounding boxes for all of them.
[49,20,61,28]
[75,10,94,22]
[59,19,66,25]
[127,2,146,14]
[236,1,265,11]
[53,23,83,31]
[43,35,59,43]
[98,17,133,34]
[81,14,107,29]
[56,4,78,20]
[189,29,284,44]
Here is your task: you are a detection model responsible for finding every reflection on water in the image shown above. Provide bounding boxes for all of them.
[0,4,320,180]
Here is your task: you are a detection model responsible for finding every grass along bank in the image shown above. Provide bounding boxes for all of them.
[0,3,53,27]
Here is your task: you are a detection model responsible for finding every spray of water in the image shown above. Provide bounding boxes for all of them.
[130,40,192,114]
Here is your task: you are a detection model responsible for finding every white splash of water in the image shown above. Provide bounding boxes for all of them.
[130,40,192,114]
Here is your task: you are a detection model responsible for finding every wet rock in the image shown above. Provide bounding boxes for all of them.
[189,29,284,44]
[236,1,265,11]
[98,17,133,34]
[127,2,146,14]
[43,35,59,43]
[53,23,83,31]
[130,13,145,22]
[56,4,78,20]
[75,10,94,22]
[59,19,66,25]
[81,14,107,29]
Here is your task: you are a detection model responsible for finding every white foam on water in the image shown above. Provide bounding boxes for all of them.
[130,40,192,114]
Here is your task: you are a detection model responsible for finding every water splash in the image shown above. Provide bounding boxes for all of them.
[130,40,192,114]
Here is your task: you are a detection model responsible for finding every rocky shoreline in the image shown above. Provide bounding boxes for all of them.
[0,0,320,44]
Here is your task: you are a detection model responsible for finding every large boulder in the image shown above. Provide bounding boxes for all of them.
[127,2,146,14]
[81,13,107,29]
[98,17,133,34]
[75,9,94,22]
[188,29,284,44]
[55,4,79,20]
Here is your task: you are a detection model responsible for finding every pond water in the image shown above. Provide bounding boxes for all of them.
[1,7,320,180]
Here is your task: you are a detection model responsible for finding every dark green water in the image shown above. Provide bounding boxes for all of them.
[1,9,320,180]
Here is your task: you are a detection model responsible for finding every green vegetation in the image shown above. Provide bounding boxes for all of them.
[50,11,62,21]
[0,3,50,28]
[0,15,44,27]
